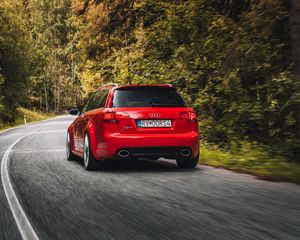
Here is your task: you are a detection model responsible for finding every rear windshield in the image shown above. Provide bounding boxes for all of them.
[112,87,187,108]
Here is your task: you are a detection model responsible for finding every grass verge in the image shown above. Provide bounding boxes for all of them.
[0,107,56,131]
[200,142,300,184]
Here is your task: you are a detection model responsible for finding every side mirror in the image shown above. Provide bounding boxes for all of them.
[69,109,80,116]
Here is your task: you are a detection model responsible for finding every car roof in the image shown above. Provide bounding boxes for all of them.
[98,84,175,91]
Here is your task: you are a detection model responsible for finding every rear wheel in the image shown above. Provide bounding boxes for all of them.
[84,133,99,171]
[176,155,199,169]
[66,131,80,161]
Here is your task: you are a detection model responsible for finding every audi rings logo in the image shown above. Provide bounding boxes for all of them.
[149,113,161,118]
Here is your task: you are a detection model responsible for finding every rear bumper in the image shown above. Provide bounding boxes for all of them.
[114,146,193,160]
[93,132,199,161]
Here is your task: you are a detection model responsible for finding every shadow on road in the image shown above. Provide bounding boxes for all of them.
[71,158,200,173]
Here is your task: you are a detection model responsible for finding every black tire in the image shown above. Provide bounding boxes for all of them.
[66,131,80,161]
[83,133,99,171]
[176,155,199,169]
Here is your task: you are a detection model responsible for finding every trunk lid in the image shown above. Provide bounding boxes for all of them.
[114,107,190,134]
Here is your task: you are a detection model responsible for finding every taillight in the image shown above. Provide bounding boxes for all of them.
[104,111,130,123]
[180,111,197,123]
[115,112,130,120]
[104,112,117,123]
[189,112,197,122]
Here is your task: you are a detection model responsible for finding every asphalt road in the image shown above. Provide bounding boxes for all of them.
[0,116,299,240]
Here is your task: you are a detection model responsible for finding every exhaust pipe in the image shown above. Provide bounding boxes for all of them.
[180,149,192,157]
[118,150,130,158]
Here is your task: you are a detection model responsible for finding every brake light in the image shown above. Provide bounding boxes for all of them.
[104,112,117,123]
[189,112,197,122]
[104,111,130,123]
[115,112,130,120]
[180,111,197,123]
[180,112,189,119]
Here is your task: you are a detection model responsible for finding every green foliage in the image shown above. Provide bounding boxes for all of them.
[16,107,53,123]
[0,0,299,162]
[0,2,34,122]
[0,104,5,127]
[27,0,81,111]
[0,107,54,131]
[201,142,300,184]
[73,0,299,158]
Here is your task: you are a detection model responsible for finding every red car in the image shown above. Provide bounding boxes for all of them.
[67,84,199,170]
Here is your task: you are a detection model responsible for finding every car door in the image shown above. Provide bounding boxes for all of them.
[77,91,109,152]
[73,93,96,152]
[83,90,109,129]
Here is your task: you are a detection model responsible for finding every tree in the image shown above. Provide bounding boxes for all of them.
[72,0,299,156]
[0,2,34,122]
[288,0,300,140]
[27,0,81,111]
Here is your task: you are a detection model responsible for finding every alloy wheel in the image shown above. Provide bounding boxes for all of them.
[84,134,89,167]
[66,132,70,159]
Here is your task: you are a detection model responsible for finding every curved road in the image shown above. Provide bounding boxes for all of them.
[0,116,299,240]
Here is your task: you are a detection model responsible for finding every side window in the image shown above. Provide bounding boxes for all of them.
[87,91,101,112]
[99,90,109,108]
[82,90,109,113]
[86,90,109,112]
[82,93,95,113]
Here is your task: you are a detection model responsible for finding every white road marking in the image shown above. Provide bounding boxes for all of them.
[0,116,72,239]
[1,130,40,240]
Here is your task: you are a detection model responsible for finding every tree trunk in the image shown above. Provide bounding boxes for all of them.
[289,0,300,139]
[44,86,48,112]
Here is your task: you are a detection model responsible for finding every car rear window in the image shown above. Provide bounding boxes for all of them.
[112,87,187,108]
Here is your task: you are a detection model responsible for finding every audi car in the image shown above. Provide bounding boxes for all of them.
[67,84,199,170]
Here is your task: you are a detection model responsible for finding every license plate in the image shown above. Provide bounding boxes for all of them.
[137,120,172,128]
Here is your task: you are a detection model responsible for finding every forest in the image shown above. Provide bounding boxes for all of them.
[0,0,300,170]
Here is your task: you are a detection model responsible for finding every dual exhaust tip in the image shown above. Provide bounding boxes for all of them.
[118,150,130,158]
[117,148,192,158]
[180,148,192,157]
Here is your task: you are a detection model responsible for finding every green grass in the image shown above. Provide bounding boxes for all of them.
[200,142,300,184]
[0,107,55,131]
